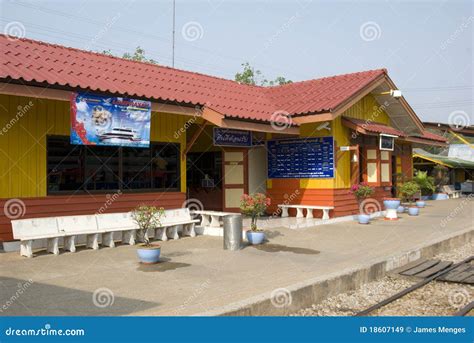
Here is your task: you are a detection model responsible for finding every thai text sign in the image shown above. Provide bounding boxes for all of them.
[267,137,334,178]
[213,128,252,147]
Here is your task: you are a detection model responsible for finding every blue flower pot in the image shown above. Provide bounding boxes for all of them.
[383,199,401,210]
[358,214,370,224]
[246,231,265,245]
[432,193,448,200]
[136,244,161,264]
[397,205,405,213]
[408,207,419,216]
[416,201,426,208]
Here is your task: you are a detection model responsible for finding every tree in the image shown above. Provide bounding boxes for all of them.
[98,47,157,64]
[235,62,292,86]
[122,46,157,64]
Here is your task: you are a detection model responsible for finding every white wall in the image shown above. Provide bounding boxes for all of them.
[248,146,267,194]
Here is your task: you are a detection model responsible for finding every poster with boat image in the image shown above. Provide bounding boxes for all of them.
[71,92,151,148]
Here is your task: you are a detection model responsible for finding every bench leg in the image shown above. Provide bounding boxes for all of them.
[280,207,289,218]
[210,215,220,227]
[167,225,179,240]
[305,208,314,219]
[189,223,196,237]
[47,237,59,255]
[64,236,76,253]
[102,232,115,248]
[20,240,33,258]
[183,223,196,237]
[322,209,330,220]
[122,230,136,245]
[201,214,210,227]
[86,233,99,250]
[296,208,304,218]
[156,227,167,241]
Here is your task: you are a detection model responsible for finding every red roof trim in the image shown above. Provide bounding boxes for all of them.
[415,130,448,142]
[342,117,406,137]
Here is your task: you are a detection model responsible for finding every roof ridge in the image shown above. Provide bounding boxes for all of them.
[0,34,387,92]
[264,68,387,91]
[0,33,259,88]
[1,34,395,123]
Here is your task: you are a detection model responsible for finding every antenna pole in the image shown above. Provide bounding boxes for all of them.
[172,0,176,67]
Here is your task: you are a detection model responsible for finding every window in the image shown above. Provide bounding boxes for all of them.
[47,136,180,193]
[380,134,396,151]
[362,147,392,186]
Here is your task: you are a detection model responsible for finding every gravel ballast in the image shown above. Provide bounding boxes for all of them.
[292,242,473,316]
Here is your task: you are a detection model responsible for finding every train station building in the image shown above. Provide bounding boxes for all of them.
[0,34,447,242]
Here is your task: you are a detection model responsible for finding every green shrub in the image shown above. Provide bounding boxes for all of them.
[131,205,165,245]
[414,170,435,196]
[399,181,421,204]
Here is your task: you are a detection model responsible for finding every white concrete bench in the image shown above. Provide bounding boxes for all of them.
[11,208,199,257]
[192,210,235,228]
[150,208,199,241]
[12,217,62,258]
[191,210,241,237]
[443,185,462,199]
[96,212,138,247]
[57,215,102,252]
[278,204,333,220]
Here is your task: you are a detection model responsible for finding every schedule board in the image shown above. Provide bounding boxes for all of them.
[267,137,334,178]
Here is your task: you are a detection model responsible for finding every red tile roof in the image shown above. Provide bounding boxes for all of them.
[343,117,406,137]
[415,130,448,142]
[0,34,387,123]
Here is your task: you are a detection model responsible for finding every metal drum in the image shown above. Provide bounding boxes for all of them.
[223,214,243,251]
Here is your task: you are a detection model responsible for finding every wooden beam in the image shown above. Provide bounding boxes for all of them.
[0,82,72,101]
[182,120,209,158]
[403,137,447,147]
[383,75,425,133]
[201,106,299,135]
[292,112,334,124]
[332,77,386,118]
[0,82,199,117]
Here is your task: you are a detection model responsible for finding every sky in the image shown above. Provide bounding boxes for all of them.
[1,0,473,123]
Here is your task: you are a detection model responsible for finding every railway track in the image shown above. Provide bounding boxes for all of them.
[356,256,474,317]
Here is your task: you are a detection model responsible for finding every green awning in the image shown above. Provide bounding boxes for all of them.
[413,148,474,169]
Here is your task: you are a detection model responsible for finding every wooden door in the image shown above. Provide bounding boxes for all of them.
[222,149,248,212]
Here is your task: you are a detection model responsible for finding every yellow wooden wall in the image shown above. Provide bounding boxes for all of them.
[0,94,188,198]
[279,94,391,190]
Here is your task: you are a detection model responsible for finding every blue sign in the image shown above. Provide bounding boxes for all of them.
[71,93,151,148]
[213,128,252,147]
[0,317,471,343]
[267,137,334,178]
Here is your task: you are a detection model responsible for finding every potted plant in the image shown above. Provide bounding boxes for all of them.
[349,182,375,224]
[431,165,450,200]
[240,193,270,245]
[131,205,165,264]
[414,170,435,206]
[399,181,421,216]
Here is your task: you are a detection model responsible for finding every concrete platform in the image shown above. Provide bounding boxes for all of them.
[0,198,472,316]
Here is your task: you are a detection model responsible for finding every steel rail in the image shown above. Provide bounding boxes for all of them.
[355,256,473,316]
